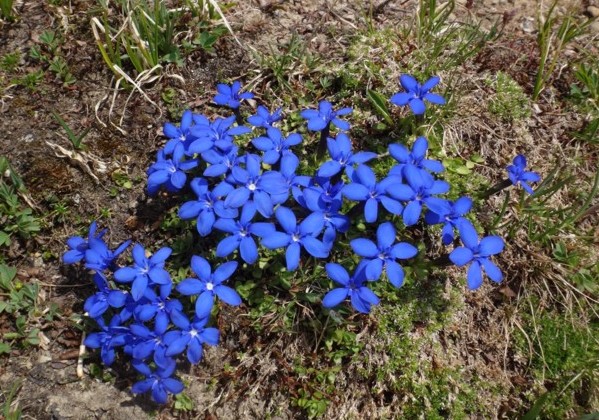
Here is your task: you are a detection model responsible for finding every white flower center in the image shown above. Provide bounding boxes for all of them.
[190,329,198,338]
[292,234,300,242]
[206,282,214,291]
[248,183,256,191]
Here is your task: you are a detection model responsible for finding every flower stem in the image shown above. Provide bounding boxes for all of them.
[233,108,244,126]
[478,179,512,200]
[316,125,330,160]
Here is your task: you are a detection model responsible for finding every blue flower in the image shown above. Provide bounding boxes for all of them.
[301,101,352,132]
[213,81,254,109]
[131,359,184,404]
[178,179,238,236]
[63,221,106,264]
[176,256,241,318]
[449,221,504,289]
[84,236,131,273]
[341,165,404,223]
[133,286,184,333]
[386,166,450,226]
[84,273,128,318]
[301,185,349,248]
[322,261,380,313]
[162,110,193,155]
[350,222,418,287]
[225,153,289,217]
[202,145,242,178]
[188,115,251,154]
[424,197,473,245]
[260,206,329,271]
[147,144,198,195]
[164,314,220,364]
[390,74,446,115]
[317,134,377,177]
[388,136,444,178]
[84,315,129,366]
[128,323,172,368]
[213,202,276,264]
[248,105,282,128]
[251,127,302,165]
[114,245,172,301]
[507,154,541,194]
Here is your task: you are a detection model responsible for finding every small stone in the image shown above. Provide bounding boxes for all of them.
[591,21,599,33]
[521,17,535,33]
[587,6,599,17]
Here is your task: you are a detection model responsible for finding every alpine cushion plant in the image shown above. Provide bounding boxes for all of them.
[63,75,536,405]
[390,74,446,115]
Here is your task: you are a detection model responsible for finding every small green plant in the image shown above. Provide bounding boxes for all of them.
[0,381,22,420]
[533,1,592,101]
[0,157,40,246]
[48,56,76,86]
[0,0,14,21]
[51,111,91,150]
[16,69,44,90]
[0,52,20,73]
[488,71,531,121]
[0,264,40,353]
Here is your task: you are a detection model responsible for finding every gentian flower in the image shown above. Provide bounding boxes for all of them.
[202,145,243,179]
[63,221,106,264]
[114,245,172,301]
[449,222,504,289]
[248,105,282,128]
[176,256,241,319]
[84,315,129,366]
[301,185,349,244]
[188,115,251,154]
[225,153,288,217]
[386,166,450,226]
[178,178,238,236]
[341,165,403,223]
[84,235,131,273]
[317,134,377,177]
[213,202,276,264]
[162,110,193,155]
[260,206,329,271]
[133,287,184,333]
[350,222,418,287]
[322,261,380,314]
[213,81,254,109]
[164,314,219,364]
[147,144,198,195]
[388,136,444,178]
[390,74,446,115]
[424,197,473,245]
[128,323,171,368]
[301,101,352,131]
[507,154,541,194]
[84,273,128,318]
[251,127,302,164]
[131,359,184,404]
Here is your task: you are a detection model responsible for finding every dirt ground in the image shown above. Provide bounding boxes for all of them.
[0,0,598,418]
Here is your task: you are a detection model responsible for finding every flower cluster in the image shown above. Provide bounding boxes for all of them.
[65,75,540,404]
[63,223,235,403]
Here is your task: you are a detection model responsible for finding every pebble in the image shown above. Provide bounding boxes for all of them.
[588,6,599,17]
[521,17,535,33]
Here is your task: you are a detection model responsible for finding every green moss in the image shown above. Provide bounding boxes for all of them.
[487,72,531,121]
[514,303,599,418]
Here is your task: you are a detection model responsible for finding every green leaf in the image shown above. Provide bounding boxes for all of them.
[0,231,11,246]
[522,392,550,420]
[367,90,393,126]
[0,264,17,290]
[0,342,10,355]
